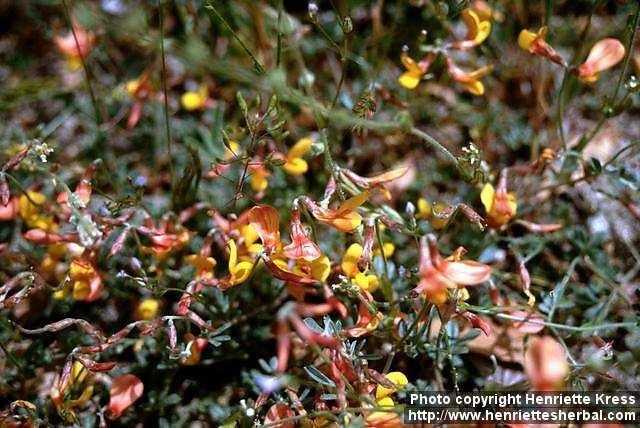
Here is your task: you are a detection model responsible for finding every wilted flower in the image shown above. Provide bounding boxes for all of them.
[577,38,625,83]
[518,26,565,66]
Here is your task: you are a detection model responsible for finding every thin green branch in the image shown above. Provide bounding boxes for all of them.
[204,1,265,74]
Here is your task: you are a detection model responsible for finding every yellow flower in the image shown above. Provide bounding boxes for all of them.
[367,396,398,425]
[341,243,379,293]
[181,85,209,111]
[375,371,408,400]
[283,137,313,175]
[228,239,254,285]
[240,224,263,254]
[68,259,101,301]
[480,182,517,227]
[18,191,57,231]
[185,254,216,270]
[459,9,491,47]
[224,140,240,160]
[374,242,395,258]
[249,165,270,192]
[415,198,432,219]
[294,254,331,282]
[125,79,141,97]
[137,298,160,320]
[398,52,425,89]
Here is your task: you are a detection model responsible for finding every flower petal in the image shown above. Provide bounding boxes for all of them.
[108,374,144,419]
[440,260,491,285]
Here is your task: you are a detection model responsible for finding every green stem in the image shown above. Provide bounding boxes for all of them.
[204,1,265,74]
[61,0,102,127]
[158,2,175,188]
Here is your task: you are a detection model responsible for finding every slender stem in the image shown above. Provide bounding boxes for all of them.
[471,309,637,333]
[61,0,102,127]
[383,301,431,373]
[276,0,283,67]
[158,2,175,187]
[576,1,639,152]
[612,1,640,104]
[547,257,580,322]
[410,127,459,169]
[556,74,569,149]
[204,0,265,74]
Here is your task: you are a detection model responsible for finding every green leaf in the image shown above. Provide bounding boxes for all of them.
[304,365,336,387]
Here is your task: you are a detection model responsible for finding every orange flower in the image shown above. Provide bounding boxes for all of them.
[180,333,209,366]
[577,38,625,83]
[414,234,491,305]
[282,210,321,261]
[248,205,281,254]
[525,336,569,391]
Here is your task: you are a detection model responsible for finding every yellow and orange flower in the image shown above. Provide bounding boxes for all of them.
[518,26,565,66]
[68,258,103,302]
[480,170,517,228]
[18,191,57,232]
[54,22,95,71]
[446,57,493,96]
[302,191,369,232]
[51,361,94,423]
